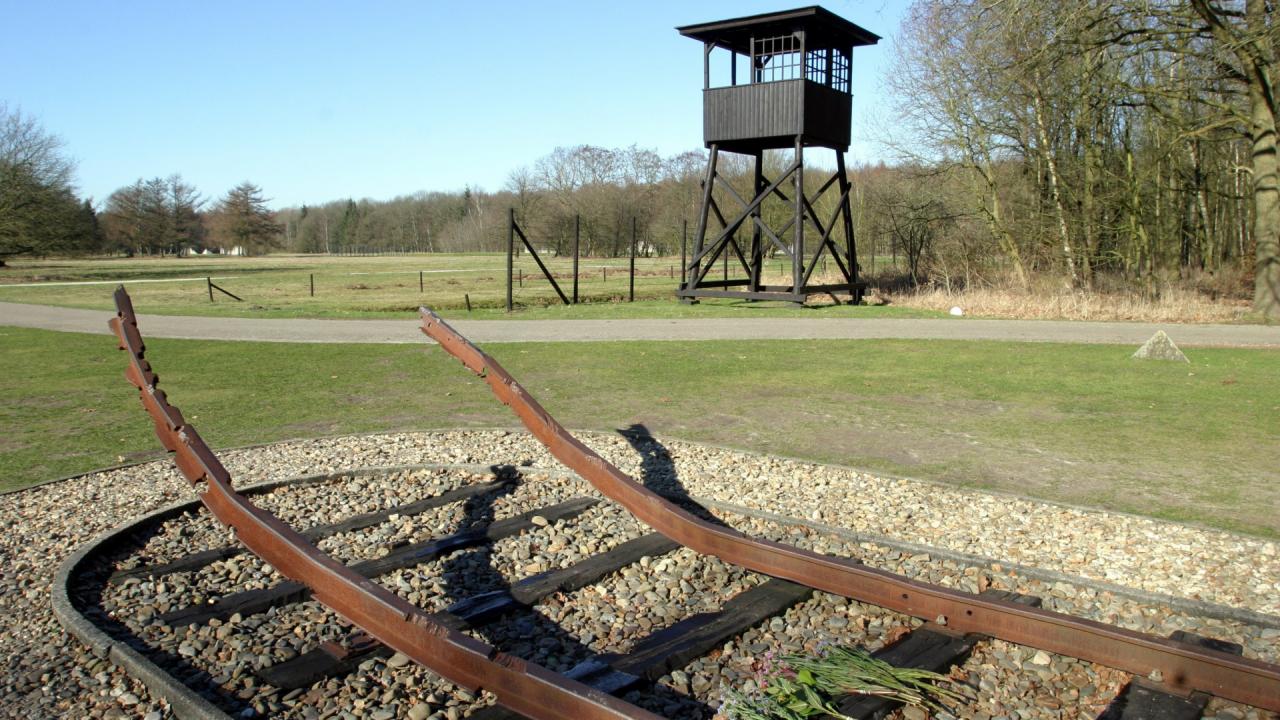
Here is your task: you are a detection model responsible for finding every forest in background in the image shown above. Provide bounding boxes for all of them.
[1,1,1276,318]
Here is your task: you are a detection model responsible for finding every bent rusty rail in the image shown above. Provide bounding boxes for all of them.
[418,306,1280,712]
[108,287,660,720]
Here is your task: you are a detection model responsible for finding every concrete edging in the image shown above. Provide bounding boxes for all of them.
[49,464,500,720]
[52,496,234,720]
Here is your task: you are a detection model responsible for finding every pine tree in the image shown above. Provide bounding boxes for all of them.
[211,182,280,255]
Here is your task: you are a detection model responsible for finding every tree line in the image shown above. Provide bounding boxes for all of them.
[98,176,279,256]
[0,103,280,262]
[273,145,708,259]
[884,0,1277,316]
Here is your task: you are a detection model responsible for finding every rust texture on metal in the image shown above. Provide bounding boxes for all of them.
[418,306,1280,712]
[108,287,661,720]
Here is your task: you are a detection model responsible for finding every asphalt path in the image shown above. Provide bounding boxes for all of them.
[1,301,1277,347]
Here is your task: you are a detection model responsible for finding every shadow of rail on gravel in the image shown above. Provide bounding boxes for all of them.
[441,462,714,718]
[619,423,728,528]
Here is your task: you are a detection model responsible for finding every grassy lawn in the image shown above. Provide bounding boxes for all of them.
[0,254,937,320]
[2,325,1276,538]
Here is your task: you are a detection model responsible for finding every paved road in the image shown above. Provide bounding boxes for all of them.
[1,301,1277,347]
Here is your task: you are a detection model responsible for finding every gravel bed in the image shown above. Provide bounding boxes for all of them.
[613,434,1280,617]
[516,547,765,658]
[6,429,1278,719]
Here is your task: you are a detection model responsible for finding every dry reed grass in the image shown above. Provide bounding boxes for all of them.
[886,285,1253,323]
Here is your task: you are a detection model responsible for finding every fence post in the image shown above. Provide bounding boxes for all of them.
[572,214,580,304]
[310,273,314,297]
[207,276,213,303]
[681,219,687,286]
[419,270,423,293]
[506,208,514,312]
[629,217,636,302]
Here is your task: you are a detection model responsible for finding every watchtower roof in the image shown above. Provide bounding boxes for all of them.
[676,6,880,54]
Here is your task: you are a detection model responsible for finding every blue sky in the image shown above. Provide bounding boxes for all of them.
[3,1,909,209]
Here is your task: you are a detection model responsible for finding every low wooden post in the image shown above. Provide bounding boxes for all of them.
[419,270,423,293]
[465,293,472,312]
[207,277,213,303]
[310,273,314,297]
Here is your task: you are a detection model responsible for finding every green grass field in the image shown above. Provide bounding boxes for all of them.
[0,254,933,320]
[2,325,1276,538]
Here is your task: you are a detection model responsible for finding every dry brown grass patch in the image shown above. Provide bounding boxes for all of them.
[888,285,1252,323]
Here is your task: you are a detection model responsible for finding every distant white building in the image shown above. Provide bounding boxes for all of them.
[197,246,247,256]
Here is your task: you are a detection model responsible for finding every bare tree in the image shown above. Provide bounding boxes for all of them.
[0,103,92,264]
[1190,0,1279,316]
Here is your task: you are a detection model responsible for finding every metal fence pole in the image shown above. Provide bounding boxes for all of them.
[629,217,636,302]
[681,219,687,286]
[573,214,580,304]
[506,208,514,312]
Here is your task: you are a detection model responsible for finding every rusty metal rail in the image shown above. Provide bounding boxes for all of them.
[108,287,660,720]
[416,306,1280,712]
[105,283,1280,716]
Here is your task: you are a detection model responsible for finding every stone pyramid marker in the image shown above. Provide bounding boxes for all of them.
[1132,330,1189,362]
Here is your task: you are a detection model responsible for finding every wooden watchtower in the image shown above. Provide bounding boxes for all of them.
[676,6,879,303]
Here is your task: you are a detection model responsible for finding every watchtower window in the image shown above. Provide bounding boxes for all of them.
[752,34,802,83]
[831,48,850,92]
[802,48,850,91]
[804,49,826,85]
